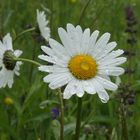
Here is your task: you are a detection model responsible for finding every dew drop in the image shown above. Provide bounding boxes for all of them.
[101,99,107,103]
[50,84,55,89]
[105,69,109,75]
[104,49,108,53]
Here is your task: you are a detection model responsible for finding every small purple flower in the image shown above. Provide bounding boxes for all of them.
[51,107,59,119]
[125,6,135,20]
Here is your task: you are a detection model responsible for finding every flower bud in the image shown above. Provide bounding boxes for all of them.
[4,97,13,105]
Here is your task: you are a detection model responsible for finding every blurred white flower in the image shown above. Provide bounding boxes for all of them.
[38,23,126,103]
[37,9,50,41]
[115,76,122,86]
[0,33,22,88]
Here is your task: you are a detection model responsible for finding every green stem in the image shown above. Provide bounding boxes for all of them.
[29,44,37,82]
[74,97,82,140]
[50,0,53,32]
[58,89,64,140]
[78,0,91,24]
[13,27,36,42]
[14,57,41,66]
[121,103,129,140]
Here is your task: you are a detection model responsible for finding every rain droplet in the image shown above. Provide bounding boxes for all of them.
[105,69,109,75]
[104,49,108,53]
[101,99,107,103]
[50,84,55,89]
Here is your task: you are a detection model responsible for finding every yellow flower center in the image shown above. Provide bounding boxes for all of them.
[68,55,97,80]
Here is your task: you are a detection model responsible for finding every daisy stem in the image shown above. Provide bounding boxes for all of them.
[14,57,41,66]
[13,27,36,42]
[58,89,64,140]
[74,97,82,140]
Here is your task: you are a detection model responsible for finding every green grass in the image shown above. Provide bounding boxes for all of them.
[0,0,140,139]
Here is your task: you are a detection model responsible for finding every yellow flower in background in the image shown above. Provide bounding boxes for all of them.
[4,97,13,105]
[69,0,77,4]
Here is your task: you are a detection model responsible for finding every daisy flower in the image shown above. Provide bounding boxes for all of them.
[37,9,50,41]
[38,24,126,103]
[0,33,22,88]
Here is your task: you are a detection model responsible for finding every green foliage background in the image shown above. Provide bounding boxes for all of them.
[0,0,140,140]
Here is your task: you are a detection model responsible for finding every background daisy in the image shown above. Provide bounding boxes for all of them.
[37,9,51,41]
[0,33,22,88]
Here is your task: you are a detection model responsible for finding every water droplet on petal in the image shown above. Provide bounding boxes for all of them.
[104,49,108,53]
[101,99,107,103]
[50,84,55,89]
[105,69,109,75]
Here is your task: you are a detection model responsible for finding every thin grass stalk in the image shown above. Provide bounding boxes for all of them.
[78,0,91,24]
[58,89,64,140]
[74,97,82,140]
[121,103,129,140]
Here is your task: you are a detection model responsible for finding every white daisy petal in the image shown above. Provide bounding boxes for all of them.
[94,41,117,60]
[98,74,111,81]
[67,24,83,53]
[3,33,13,50]
[39,65,69,73]
[95,32,110,49]
[58,27,75,56]
[15,71,20,76]
[92,33,110,57]
[14,50,23,57]
[7,72,14,88]
[38,54,55,63]
[63,79,77,99]
[49,38,64,52]
[43,72,71,83]
[38,65,52,72]
[41,45,54,56]
[82,80,96,94]
[98,66,125,76]
[95,76,118,91]
[97,49,124,62]
[80,28,90,54]
[0,41,6,53]
[67,23,75,34]
[76,81,84,97]
[49,38,70,60]
[76,25,83,34]
[49,75,71,89]
[88,30,99,52]
[98,57,127,66]
[92,79,109,103]
[50,65,69,73]
[14,61,22,76]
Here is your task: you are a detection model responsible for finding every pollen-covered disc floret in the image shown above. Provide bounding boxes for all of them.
[68,55,97,80]
[38,23,126,103]
[0,33,22,88]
